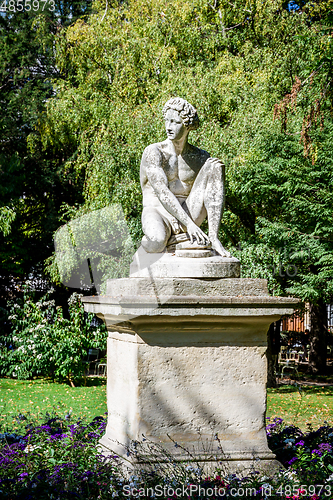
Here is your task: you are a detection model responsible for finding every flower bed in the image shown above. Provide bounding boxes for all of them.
[1,413,333,499]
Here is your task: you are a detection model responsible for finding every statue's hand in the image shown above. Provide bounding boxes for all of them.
[210,237,231,258]
[186,221,210,246]
[204,157,225,170]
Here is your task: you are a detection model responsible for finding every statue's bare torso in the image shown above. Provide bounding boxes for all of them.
[141,140,209,210]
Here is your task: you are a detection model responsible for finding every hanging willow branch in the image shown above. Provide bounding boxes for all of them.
[273,70,333,162]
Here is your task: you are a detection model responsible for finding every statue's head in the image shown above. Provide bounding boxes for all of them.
[162,98,199,131]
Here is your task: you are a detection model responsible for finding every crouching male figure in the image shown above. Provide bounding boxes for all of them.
[140,97,230,257]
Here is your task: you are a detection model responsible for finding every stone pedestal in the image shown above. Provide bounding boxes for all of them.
[82,275,299,474]
[130,245,240,278]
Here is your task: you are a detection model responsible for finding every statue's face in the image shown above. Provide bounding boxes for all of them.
[164,109,187,141]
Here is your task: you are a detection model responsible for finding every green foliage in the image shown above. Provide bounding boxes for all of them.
[267,416,333,489]
[0,287,107,382]
[0,4,91,282]
[229,126,333,302]
[0,411,120,499]
[292,443,333,484]
[0,207,16,237]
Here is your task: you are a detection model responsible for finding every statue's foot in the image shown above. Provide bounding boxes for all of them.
[177,239,211,251]
[167,232,189,247]
[210,238,231,258]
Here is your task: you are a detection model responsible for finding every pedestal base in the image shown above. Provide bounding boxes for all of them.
[82,277,298,474]
[99,332,276,471]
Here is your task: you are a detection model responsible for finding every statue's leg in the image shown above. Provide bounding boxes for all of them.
[185,160,230,257]
[186,159,224,232]
[141,207,171,253]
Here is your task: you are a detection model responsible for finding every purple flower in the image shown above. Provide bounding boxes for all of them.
[318,443,332,452]
[288,457,297,465]
[296,440,305,446]
[312,449,323,456]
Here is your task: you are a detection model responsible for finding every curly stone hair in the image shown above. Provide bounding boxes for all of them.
[162,97,199,131]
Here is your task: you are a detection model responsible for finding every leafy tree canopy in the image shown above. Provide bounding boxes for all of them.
[0,2,93,279]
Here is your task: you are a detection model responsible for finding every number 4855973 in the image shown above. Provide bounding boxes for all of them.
[0,0,55,11]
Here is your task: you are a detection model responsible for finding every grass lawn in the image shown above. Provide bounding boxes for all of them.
[0,377,107,431]
[267,384,333,429]
[1,378,332,433]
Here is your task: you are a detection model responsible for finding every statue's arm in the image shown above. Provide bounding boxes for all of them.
[142,146,193,228]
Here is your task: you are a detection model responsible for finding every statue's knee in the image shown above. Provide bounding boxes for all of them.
[142,237,166,253]
[149,240,166,253]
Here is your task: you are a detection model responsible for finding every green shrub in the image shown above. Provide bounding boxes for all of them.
[0,287,107,384]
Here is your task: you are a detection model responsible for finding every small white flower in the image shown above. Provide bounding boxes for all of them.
[24,444,41,453]
[281,469,297,480]
[284,438,295,447]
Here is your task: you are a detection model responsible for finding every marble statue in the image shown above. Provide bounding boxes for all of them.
[140,97,231,257]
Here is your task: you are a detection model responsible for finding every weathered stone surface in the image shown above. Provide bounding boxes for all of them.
[130,246,240,278]
[82,277,299,473]
[100,335,274,465]
[80,98,299,475]
[175,248,212,258]
[106,277,269,298]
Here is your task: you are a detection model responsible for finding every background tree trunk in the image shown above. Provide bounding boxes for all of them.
[266,320,281,388]
[308,299,327,375]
